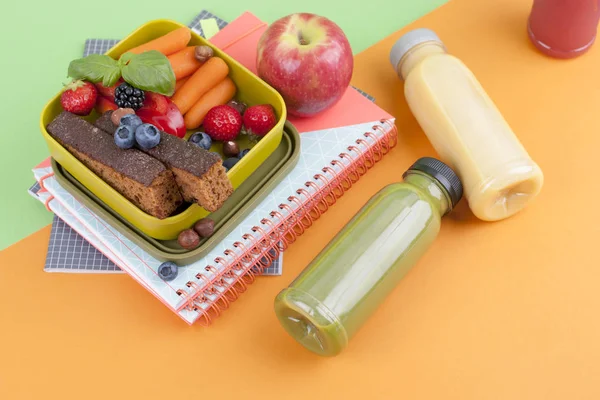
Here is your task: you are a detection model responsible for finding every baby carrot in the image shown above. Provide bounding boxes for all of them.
[168,46,204,80]
[127,27,191,56]
[184,77,237,129]
[171,56,229,114]
[175,76,190,92]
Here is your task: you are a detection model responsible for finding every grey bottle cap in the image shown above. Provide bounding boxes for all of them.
[389,28,444,74]
[403,157,463,209]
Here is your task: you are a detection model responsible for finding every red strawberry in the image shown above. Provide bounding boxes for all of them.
[94,78,123,101]
[203,105,242,141]
[242,104,276,136]
[60,80,98,115]
[95,96,118,114]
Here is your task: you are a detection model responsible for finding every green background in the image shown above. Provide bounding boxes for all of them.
[0,0,446,251]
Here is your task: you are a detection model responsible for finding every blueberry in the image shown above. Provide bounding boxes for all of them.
[114,125,135,149]
[223,157,239,171]
[157,261,178,281]
[135,123,161,149]
[120,113,142,130]
[239,148,250,158]
[188,132,212,150]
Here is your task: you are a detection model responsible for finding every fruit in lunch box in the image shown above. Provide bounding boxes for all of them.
[177,229,201,249]
[243,104,276,136]
[226,99,247,116]
[115,82,145,110]
[193,218,215,238]
[239,148,250,158]
[95,96,118,115]
[136,92,186,138]
[135,123,161,149]
[222,140,240,158]
[188,132,212,150]
[203,105,242,141]
[60,80,98,115]
[158,261,179,281]
[114,125,136,149]
[119,113,143,131]
[140,91,168,114]
[183,77,237,130]
[95,79,123,101]
[110,108,135,126]
[222,157,239,171]
[256,13,353,117]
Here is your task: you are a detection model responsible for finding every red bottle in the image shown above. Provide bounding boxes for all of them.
[528,0,600,58]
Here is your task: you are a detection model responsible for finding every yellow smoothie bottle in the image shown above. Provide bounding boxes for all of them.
[389,29,544,221]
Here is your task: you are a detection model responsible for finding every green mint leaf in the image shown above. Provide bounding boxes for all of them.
[119,52,134,67]
[68,54,119,83]
[120,51,176,96]
[102,65,122,87]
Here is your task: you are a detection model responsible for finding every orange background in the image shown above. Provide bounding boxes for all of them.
[3,0,600,398]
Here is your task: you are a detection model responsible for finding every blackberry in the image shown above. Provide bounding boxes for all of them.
[114,83,145,110]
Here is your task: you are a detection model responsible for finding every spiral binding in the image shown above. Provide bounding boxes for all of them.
[176,119,398,326]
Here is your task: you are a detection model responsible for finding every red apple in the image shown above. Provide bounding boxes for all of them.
[256,13,353,118]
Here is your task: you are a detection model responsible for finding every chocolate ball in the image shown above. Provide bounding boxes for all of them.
[222,141,240,158]
[194,45,214,62]
[193,218,215,238]
[111,108,135,126]
[226,100,247,116]
[178,229,200,249]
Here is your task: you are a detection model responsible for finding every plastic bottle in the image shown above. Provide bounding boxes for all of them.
[389,29,544,221]
[274,157,463,356]
[528,0,600,59]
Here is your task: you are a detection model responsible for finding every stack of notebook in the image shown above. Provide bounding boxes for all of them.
[32,10,397,325]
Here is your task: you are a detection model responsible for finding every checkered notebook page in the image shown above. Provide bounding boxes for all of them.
[48,215,120,272]
[34,10,375,275]
[82,11,229,57]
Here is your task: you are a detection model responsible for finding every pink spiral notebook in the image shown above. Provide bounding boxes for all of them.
[35,11,397,325]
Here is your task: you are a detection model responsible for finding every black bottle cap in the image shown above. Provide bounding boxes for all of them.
[403,157,463,208]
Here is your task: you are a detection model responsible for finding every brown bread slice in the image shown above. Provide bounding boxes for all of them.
[94,111,118,135]
[95,111,233,212]
[47,111,183,219]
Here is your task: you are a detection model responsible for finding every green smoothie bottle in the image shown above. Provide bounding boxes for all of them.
[274,157,463,356]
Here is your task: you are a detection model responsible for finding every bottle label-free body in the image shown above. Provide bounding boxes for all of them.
[403,55,543,220]
[284,185,440,339]
[404,56,530,192]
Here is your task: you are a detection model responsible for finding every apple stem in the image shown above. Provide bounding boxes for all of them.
[297,32,308,45]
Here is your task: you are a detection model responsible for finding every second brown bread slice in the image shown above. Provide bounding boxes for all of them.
[96,111,233,212]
